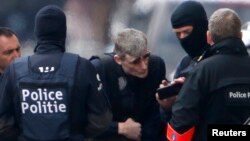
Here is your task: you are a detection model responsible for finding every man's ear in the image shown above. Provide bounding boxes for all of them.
[207,31,213,45]
[239,31,243,39]
[114,55,122,65]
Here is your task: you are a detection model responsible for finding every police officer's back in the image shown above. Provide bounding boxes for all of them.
[167,8,250,141]
[0,5,111,141]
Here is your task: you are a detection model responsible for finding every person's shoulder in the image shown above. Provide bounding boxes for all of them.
[150,54,163,59]
[149,54,165,72]
[72,55,93,70]
[180,55,192,62]
[90,53,114,63]
[178,55,193,65]
[196,55,222,69]
[190,55,219,75]
[90,54,116,71]
[150,54,165,64]
[78,56,88,62]
[149,55,165,69]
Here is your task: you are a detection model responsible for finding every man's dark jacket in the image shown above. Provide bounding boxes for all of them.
[170,38,250,141]
[90,53,166,141]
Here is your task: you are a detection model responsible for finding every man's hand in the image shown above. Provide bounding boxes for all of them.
[172,77,185,85]
[118,118,141,141]
[156,93,176,110]
[156,77,185,110]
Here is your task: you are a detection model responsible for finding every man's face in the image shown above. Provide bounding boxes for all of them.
[173,25,193,39]
[116,51,150,78]
[0,35,21,73]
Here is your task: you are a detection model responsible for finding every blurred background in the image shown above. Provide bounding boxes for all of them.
[2,0,250,79]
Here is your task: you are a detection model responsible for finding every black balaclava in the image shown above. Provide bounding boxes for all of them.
[34,5,66,52]
[171,1,208,58]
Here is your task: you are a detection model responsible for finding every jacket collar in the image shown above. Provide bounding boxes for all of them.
[205,37,248,58]
[34,41,65,54]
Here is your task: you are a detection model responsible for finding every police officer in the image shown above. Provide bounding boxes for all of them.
[170,0,209,78]
[156,0,209,108]
[90,28,166,141]
[0,5,111,141]
[167,8,250,141]
[156,2,210,138]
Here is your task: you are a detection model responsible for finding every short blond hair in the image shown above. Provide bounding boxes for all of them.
[114,28,147,59]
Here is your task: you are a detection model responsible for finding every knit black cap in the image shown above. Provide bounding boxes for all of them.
[34,5,66,52]
[171,1,208,58]
[171,1,207,28]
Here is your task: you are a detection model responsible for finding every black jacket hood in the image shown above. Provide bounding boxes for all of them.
[34,5,66,53]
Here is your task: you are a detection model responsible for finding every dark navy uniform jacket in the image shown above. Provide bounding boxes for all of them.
[0,5,111,141]
[170,38,250,141]
[90,53,166,141]
[0,44,111,141]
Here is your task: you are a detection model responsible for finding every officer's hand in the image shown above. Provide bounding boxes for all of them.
[172,77,185,85]
[155,77,185,110]
[118,118,141,141]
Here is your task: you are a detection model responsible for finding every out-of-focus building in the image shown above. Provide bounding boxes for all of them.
[1,0,250,79]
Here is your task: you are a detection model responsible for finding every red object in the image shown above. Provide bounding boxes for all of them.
[166,123,195,141]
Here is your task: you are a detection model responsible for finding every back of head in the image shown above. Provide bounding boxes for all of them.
[34,5,66,52]
[114,28,147,59]
[171,0,208,58]
[208,8,241,43]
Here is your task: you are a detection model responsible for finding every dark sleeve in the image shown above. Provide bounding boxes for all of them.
[90,58,120,137]
[169,65,206,133]
[174,61,183,79]
[0,65,19,140]
[76,58,112,138]
[173,56,192,79]
[141,57,166,141]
